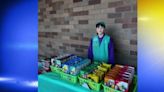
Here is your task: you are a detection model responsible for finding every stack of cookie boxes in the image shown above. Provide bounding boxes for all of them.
[103,65,135,92]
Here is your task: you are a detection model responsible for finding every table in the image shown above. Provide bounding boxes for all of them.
[38,72,101,92]
[38,72,137,92]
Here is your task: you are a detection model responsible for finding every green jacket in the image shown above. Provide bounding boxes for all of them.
[92,35,110,63]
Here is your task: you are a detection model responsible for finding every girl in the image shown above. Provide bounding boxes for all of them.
[88,22,114,64]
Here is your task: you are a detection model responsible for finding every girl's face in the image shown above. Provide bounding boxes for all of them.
[96,26,105,35]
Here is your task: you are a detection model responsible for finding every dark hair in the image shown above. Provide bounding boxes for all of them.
[96,22,106,28]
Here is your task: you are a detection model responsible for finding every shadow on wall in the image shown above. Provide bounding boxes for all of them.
[106,26,137,67]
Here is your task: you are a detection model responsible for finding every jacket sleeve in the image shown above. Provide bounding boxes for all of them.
[88,38,93,61]
[108,38,114,64]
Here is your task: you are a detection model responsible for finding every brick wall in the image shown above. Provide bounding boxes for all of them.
[39,0,137,67]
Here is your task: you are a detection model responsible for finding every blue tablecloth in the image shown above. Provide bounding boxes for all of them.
[38,72,100,92]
